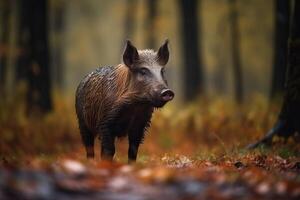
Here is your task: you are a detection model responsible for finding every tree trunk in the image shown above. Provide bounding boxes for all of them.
[270,0,290,99]
[146,0,157,49]
[51,1,65,89]
[179,0,203,101]
[247,0,300,149]
[17,0,52,114]
[124,0,137,41]
[16,0,30,81]
[228,0,243,103]
[0,0,10,94]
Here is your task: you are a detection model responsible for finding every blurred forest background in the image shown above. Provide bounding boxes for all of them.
[0,0,297,160]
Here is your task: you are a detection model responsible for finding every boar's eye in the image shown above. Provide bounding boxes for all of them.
[138,67,150,76]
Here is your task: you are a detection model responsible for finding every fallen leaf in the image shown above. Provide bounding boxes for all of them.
[234,161,245,169]
[256,182,270,195]
[62,159,86,175]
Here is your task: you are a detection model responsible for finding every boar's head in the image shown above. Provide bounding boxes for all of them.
[123,39,174,108]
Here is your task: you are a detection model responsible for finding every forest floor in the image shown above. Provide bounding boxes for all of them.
[1,148,300,200]
[1,95,300,199]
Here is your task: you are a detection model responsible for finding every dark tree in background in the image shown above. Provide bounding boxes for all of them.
[17,0,52,114]
[51,0,65,89]
[179,0,203,101]
[146,0,157,49]
[0,0,10,94]
[248,0,300,148]
[270,0,290,99]
[124,0,157,49]
[228,0,243,103]
[124,0,137,41]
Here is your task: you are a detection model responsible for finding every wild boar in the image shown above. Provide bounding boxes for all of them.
[75,40,174,162]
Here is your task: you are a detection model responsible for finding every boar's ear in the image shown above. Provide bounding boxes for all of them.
[123,40,139,69]
[157,39,169,66]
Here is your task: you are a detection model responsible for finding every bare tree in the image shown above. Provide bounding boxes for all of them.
[228,0,243,103]
[270,0,290,99]
[248,0,300,148]
[17,0,52,114]
[179,0,203,101]
[124,0,137,41]
[146,0,157,49]
[51,0,66,89]
[0,0,10,93]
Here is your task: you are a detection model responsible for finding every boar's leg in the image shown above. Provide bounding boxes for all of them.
[128,125,148,163]
[127,107,153,163]
[79,123,95,158]
[128,136,142,163]
[100,130,116,161]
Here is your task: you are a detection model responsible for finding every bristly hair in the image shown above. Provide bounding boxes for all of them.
[137,49,159,66]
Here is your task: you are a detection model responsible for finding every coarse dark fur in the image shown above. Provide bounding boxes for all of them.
[75,40,173,162]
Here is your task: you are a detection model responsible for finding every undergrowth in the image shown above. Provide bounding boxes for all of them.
[1,92,299,163]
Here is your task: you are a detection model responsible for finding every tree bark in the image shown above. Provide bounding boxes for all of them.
[270,0,290,99]
[51,0,65,89]
[16,0,30,81]
[146,0,157,49]
[228,0,243,103]
[17,0,52,114]
[0,0,10,93]
[179,0,203,101]
[124,0,137,41]
[247,0,300,149]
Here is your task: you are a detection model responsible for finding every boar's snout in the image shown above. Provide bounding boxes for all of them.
[160,89,174,102]
[152,88,174,107]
